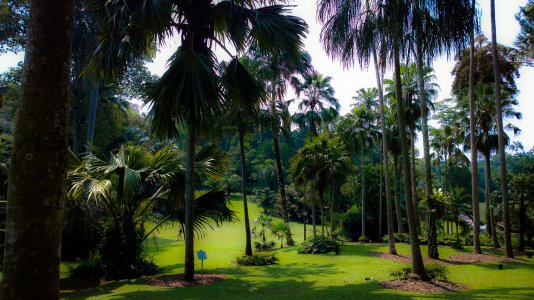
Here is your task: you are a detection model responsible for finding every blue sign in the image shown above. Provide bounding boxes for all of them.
[197,250,207,260]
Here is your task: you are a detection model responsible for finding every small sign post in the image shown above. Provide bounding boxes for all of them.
[197,250,207,272]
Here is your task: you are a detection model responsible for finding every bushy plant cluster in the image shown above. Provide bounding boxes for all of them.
[235,253,278,266]
[254,240,276,252]
[382,232,410,243]
[390,264,449,281]
[297,236,340,255]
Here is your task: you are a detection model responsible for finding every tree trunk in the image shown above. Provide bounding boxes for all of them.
[467,0,483,254]
[0,0,74,298]
[86,85,98,153]
[410,128,420,235]
[484,153,500,248]
[394,44,427,279]
[312,203,317,238]
[415,37,438,259]
[361,143,366,239]
[320,190,325,237]
[519,193,526,252]
[184,119,196,281]
[330,184,335,235]
[373,50,396,254]
[393,155,403,233]
[239,125,252,256]
[271,94,294,246]
[490,0,513,258]
[379,159,383,238]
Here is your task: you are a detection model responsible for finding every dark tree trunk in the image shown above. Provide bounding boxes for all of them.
[330,184,335,234]
[0,0,74,298]
[484,153,500,248]
[519,193,526,252]
[320,189,325,237]
[311,203,317,238]
[394,45,427,279]
[468,0,482,254]
[374,50,396,254]
[379,159,383,238]
[415,37,438,259]
[409,128,420,235]
[184,119,196,281]
[393,155,403,233]
[239,125,253,256]
[86,85,98,153]
[361,143,366,239]
[271,96,294,246]
[490,0,513,258]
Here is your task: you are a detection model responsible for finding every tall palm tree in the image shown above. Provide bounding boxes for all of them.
[87,0,307,280]
[293,70,340,137]
[0,0,74,298]
[490,0,514,258]
[220,55,268,256]
[318,0,398,254]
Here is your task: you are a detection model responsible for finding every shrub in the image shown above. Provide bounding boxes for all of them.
[254,240,276,252]
[297,236,340,255]
[358,235,368,243]
[69,250,105,280]
[382,232,410,243]
[390,263,449,281]
[236,253,278,266]
[450,240,464,250]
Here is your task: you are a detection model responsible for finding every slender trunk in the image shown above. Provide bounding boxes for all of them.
[519,194,526,251]
[86,85,98,153]
[379,159,383,238]
[415,37,438,258]
[0,0,73,298]
[330,184,335,235]
[468,0,482,254]
[271,95,294,246]
[312,203,317,238]
[374,50,396,254]
[455,216,460,243]
[490,0,513,258]
[393,155,403,233]
[361,143,366,238]
[239,125,252,256]
[410,128,420,235]
[184,119,196,281]
[484,153,500,248]
[394,44,427,279]
[320,190,325,237]
[72,110,80,154]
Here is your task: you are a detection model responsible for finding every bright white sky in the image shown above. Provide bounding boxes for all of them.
[0,0,532,152]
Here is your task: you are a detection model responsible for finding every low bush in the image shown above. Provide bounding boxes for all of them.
[382,232,410,243]
[254,240,276,252]
[450,240,464,250]
[235,253,278,266]
[297,236,340,255]
[69,250,105,280]
[358,235,368,243]
[390,263,449,281]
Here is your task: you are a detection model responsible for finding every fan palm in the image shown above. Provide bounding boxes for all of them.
[87,0,307,279]
[68,144,235,278]
[293,70,340,137]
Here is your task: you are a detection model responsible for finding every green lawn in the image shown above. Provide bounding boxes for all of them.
[61,197,534,299]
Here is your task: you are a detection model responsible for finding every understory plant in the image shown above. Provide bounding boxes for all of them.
[236,253,278,266]
[297,236,340,254]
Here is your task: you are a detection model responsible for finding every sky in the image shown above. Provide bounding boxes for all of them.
[0,0,532,152]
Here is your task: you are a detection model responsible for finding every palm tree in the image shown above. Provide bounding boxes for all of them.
[293,70,340,137]
[0,1,74,298]
[290,134,352,238]
[220,55,268,256]
[318,0,397,254]
[490,0,514,258]
[68,144,235,278]
[87,0,307,280]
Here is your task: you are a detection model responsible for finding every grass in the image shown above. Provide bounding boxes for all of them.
[61,196,534,299]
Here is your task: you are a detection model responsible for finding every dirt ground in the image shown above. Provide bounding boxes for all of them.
[379,279,467,293]
[145,273,224,288]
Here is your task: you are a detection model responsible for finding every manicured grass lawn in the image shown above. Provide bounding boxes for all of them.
[61,197,534,299]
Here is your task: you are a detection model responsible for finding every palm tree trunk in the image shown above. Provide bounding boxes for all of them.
[379,159,383,238]
[86,85,99,153]
[374,50,396,254]
[393,155,403,233]
[184,119,196,281]
[0,0,73,298]
[484,153,500,248]
[361,143,366,239]
[312,202,317,238]
[468,0,483,254]
[410,128,421,235]
[271,99,294,246]
[239,125,252,256]
[415,37,438,259]
[320,191,325,237]
[490,0,513,258]
[330,184,335,234]
[394,44,427,279]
